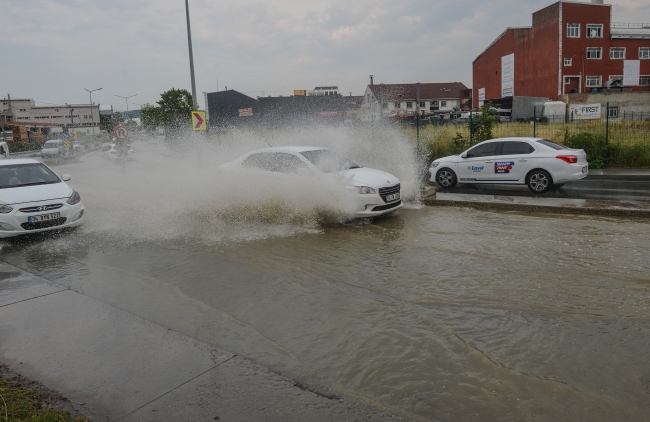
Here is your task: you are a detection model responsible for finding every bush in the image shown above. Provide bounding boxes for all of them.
[7,141,44,153]
[565,132,609,169]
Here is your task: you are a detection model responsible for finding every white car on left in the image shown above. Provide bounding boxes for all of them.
[0,159,85,238]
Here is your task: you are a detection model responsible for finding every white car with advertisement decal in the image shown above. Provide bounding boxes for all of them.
[430,137,589,193]
[0,159,85,238]
[221,146,403,218]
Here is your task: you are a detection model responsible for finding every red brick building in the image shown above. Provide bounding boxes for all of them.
[473,0,650,108]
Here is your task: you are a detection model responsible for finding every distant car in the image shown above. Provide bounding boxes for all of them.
[41,140,65,158]
[102,143,134,158]
[221,146,403,218]
[430,137,589,194]
[72,141,82,152]
[0,142,9,160]
[0,159,85,238]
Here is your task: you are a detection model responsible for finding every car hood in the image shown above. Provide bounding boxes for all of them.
[431,155,459,165]
[340,167,400,188]
[0,182,72,205]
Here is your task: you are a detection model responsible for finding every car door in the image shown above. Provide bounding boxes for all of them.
[493,140,537,183]
[457,141,500,183]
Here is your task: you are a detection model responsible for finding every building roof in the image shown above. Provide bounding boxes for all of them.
[368,83,469,101]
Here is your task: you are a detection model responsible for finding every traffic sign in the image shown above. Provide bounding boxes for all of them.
[62,132,71,140]
[69,132,77,140]
[191,111,206,131]
[114,125,129,141]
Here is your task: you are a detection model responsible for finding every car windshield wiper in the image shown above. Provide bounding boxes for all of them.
[348,165,361,169]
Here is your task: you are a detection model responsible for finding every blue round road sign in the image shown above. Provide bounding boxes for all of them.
[62,132,71,139]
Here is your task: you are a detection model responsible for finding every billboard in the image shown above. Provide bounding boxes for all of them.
[478,88,486,107]
[501,54,515,97]
[238,107,254,117]
[623,60,641,86]
[570,104,601,120]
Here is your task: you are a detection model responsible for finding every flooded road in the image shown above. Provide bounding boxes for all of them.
[1,139,650,421]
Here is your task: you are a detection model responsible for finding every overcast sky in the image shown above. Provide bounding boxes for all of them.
[2,0,648,110]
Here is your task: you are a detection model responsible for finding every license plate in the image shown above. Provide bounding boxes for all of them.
[385,193,400,202]
[27,212,60,223]
[582,166,589,174]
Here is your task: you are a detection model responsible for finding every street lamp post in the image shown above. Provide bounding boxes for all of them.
[84,87,102,143]
[185,0,198,110]
[115,94,137,122]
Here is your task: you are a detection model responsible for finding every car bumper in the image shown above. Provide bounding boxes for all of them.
[351,193,403,217]
[0,202,85,238]
[553,164,589,184]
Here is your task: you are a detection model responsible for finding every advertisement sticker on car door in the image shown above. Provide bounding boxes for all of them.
[495,162,514,173]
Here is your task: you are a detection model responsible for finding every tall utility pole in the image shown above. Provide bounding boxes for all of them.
[185,0,198,110]
[84,87,102,139]
[115,94,137,121]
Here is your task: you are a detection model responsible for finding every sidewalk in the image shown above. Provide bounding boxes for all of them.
[0,261,406,422]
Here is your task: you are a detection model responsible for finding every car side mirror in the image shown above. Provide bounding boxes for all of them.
[62,174,72,181]
[461,153,468,159]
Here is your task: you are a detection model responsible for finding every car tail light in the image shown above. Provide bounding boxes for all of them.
[556,155,578,164]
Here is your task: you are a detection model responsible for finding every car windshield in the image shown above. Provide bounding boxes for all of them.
[299,149,360,173]
[536,139,568,150]
[0,163,61,189]
[43,141,59,148]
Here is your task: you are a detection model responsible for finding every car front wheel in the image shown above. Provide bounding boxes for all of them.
[527,170,552,194]
[436,168,458,189]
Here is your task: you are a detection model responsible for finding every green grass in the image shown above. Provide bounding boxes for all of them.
[0,379,88,422]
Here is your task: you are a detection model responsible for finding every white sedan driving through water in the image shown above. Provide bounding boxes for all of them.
[430,137,589,193]
[221,146,403,218]
[0,159,85,238]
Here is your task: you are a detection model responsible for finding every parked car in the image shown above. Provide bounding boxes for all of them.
[0,159,85,238]
[221,146,403,218]
[429,137,589,193]
[0,142,9,159]
[41,140,65,158]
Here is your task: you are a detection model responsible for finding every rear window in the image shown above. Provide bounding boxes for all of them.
[501,141,535,155]
[536,139,568,150]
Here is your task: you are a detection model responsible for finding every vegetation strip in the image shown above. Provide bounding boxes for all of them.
[0,366,88,422]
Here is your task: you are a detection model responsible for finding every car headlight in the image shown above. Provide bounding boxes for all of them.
[431,162,440,168]
[0,204,13,213]
[346,186,376,194]
[67,190,81,205]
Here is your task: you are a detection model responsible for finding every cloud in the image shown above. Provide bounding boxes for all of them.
[0,0,648,109]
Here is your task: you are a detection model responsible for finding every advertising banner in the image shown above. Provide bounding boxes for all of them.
[238,107,254,117]
[570,104,602,120]
[501,54,515,97]
[478,88,486,107]
[623,60,641,86]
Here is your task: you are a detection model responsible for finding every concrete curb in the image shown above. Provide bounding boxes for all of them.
[423,198,650,218]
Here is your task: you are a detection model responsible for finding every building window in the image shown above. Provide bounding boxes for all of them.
[567,24,580,38]
[640,48,650,59]
[406,102,413,109]
[564,58,572,66]
[586,24,603,38]
[609,75,623,84]
[419,102,425,108]
[640,76,650,86]
[587,47,602,59]
[608,106,619,118]
[564,77,571,84]
[19,108,26,112]
[586,76,602,87]
[610,47,625,59]
[394,102,401,109]
[440,101,448,107]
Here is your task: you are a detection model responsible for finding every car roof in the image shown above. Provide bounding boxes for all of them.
[0,158,41,166]
[245,146,328,154]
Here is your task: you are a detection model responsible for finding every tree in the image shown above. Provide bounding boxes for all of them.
[100,112,124,133]
[140,103,162,133]
[139,88,193,137]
